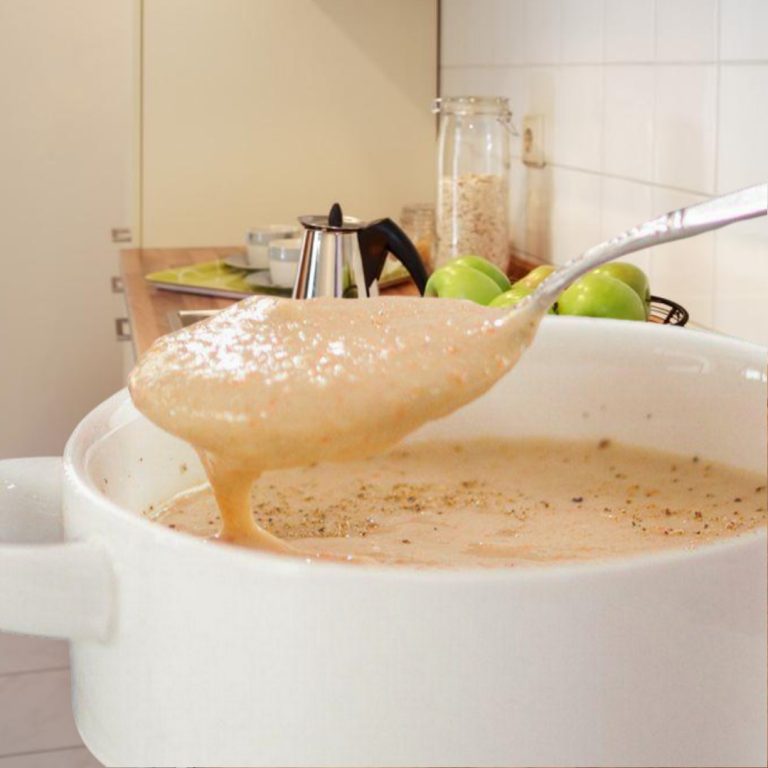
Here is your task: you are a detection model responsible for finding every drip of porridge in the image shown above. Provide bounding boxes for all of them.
[147,438,766,568]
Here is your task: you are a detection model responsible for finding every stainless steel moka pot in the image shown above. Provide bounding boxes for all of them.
[293,203,429,298]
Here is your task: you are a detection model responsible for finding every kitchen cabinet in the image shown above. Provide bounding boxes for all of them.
[0,0,136,458]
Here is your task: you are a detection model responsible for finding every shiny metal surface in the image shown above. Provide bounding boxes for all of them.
[298,214,362,232]
[293,224,371,299]
[294,203,428,299]
[531,183,768,313]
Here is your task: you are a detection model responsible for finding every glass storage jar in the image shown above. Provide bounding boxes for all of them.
[399,202,435,271]
[433,96,512,272]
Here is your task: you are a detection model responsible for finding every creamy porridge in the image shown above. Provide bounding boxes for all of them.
[145,437,766,567]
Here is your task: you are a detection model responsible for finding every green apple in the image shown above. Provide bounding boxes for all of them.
[424,264,503,305]
[517,264,555,290]
[557,273,646,321]
[447,255,511,292]
[591,262,650,317]
[488,283,533,308]
[489,283,558,314]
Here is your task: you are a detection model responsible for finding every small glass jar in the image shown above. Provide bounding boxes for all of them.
[399,202,435,271]
[433,96,513,272]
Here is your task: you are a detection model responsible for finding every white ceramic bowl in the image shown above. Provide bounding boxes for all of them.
[245,225,300,268]
[0,318,765,767]
[268,237,302,289]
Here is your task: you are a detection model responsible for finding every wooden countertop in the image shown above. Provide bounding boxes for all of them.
[120,247,419,356]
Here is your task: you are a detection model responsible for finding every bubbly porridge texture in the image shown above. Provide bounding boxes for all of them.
[147,438,767,568]
[129,295,539,556]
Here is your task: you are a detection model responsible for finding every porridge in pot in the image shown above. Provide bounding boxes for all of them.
[146,437,767,568]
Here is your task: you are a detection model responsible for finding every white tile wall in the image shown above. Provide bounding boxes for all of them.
[714,217,768,339]
[524,67,557,159]
[441,0,768,345]
[717,65,768,191]
[550,166,603,264]
[653,64,717,192]
[522,0,561,63]
[603,65,655,180]
[560,0,604,63]
[655,0,718,62]
[440,0,490,66]
[553,66,603,170]
[493,0,525,65]
[604,0,656,62]
[719,0,768,61]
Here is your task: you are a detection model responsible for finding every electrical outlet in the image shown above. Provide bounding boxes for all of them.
[522,115,545,168]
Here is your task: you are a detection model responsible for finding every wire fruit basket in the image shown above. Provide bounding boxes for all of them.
[648,295,689,326]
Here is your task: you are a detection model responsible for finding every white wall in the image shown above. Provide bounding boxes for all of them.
[141,0,438,246]
[0,0,134,458]
[441,0,768,345]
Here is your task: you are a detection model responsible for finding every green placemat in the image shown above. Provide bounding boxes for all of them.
[145,260,287,299]
[145,257,409,300]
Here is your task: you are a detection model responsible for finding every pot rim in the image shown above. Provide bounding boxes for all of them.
[64,317,768,584]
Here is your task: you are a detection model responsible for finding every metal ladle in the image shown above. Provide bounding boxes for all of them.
[522,183,767,317]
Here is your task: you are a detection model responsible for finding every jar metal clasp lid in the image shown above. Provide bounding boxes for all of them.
[432,96,518,135]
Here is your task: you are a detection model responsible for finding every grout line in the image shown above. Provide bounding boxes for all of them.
[514,158,710,199]
[713,0,722,195]
[598,0,607,231]
[0,745,88,762]
[436,0,442,107]
[520,0,528,69]
[442,59,768,69]
[137,0,144,248]
[711,0,722,331]
[649,0,659,279]
[0,665,69,680]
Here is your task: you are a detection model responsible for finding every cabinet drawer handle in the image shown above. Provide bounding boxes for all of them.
[114,317,132,342]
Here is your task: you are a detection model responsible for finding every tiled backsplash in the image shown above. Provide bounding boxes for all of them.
[441,0,768,345]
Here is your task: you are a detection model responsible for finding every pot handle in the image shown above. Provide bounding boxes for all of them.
[0,457,112,641]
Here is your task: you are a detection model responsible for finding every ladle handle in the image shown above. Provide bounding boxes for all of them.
[533,183,768,310]
[358,218,429,295]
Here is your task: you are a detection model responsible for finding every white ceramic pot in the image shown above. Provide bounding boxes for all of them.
[0,318,766,768]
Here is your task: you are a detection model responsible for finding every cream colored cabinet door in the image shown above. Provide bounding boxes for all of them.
[141,0,437,246]
[0,0,135,458]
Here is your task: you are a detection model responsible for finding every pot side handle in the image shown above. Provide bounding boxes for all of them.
[0,457,112,641]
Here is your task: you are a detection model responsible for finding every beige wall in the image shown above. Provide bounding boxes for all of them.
[141,0,438,246]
